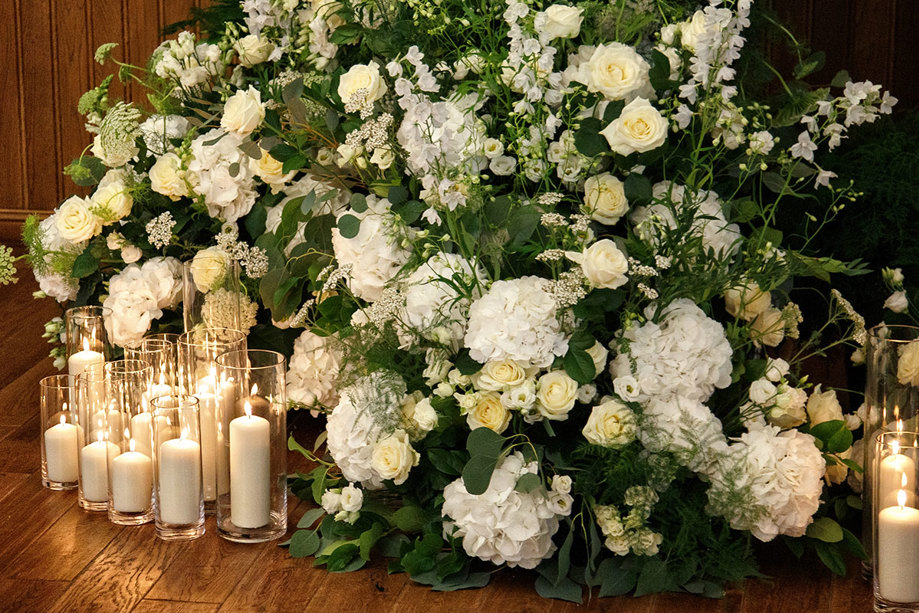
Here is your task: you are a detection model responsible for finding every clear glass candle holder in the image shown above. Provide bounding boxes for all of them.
[75,368,117,511]
[873,430,919,611]
[215,349,287,543]
[864,325,919,577]
[105,360,154,525]
[65,306,110,380]
[183,258,242,333]
[126,335,179,401]
[151,395,205,541]
[178,328,246,512]
[40,374,79,490]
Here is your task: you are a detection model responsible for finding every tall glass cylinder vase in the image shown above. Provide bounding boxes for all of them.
[105,360,154,525]
[178,328,246,512]
[65,306,110,380]
[75,368,116,511]
[126,334,180,400]
[863,324,919,577]
[151,395,205,541]
[40,374,79,490]
[215,349,287,543]
[183,257,241,333]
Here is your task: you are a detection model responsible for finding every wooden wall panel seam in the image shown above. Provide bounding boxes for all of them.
[13,0,27,211]
[47,0,62,207]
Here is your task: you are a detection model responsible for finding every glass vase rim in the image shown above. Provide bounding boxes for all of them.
[868,322,919,339]
[215,348,286,371]
[151,393,200,412]
[104,359,153,376]
[39,373,74,390]
[178,328,247,347]
[65,305,113,317]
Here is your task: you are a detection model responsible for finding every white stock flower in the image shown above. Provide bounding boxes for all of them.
[600,98,668,156]
[221,86,266,135]
[578,43,652,101]
[536,370,578,421]
[582,397,638,447]
[189,246,231,293]
[55,196,101,243]
[583,173,629,225]
[287,330,342,410]
[566,239,629,289]
[370,429,419,485]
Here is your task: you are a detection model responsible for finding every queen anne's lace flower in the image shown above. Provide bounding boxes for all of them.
[442,452,572,569]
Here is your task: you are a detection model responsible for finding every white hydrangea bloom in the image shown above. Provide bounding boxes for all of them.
[187,128,258,223]
[287,330,342,412]
[139,114,190,155]
[32,215,80,302]
[442,452,572,569]
[638,395,728,475]
[102,257,183,347]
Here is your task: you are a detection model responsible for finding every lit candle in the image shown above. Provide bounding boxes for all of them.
[148,373,173,403]
[130,412,154,458]
[68,338,104,379]
[197,371,219,502]
[80,432,119,503]
[158,429,202,525]
[878,489,919,603]
[110,439,153,513]
[45,413,79,483]
[880,441,917,508]
[229,396,271,528]
[216,422,229,496]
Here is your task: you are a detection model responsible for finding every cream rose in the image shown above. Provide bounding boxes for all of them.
[583,173,628,225]
[806,384,844,425]
[536,370,578,421]
[90,177,133,222]
[538,5,583,40]
[410,397,438,433]
[679,10,708,52]
[313,0,345,29]
[724,282,772,321]
[898,342,919,387]
[473,359,528,391]
[149,152,189,200]
[750,307,785,347]
[221,86,265,135]
[600,98,668,156]
[234,34,275,67]
[566,239,629,289]
[580,43,651,101]
[582,398,638,447]
[250,148,295,193]
[585,341,609,376]
[338,62,387,106]
[370,429,419,485]
[55,196,101,243]
[466,392,512,433]
[768,384,807,428]
[189,246,231,293]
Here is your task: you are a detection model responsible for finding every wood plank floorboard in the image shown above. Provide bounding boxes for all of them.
[0,249,876,613]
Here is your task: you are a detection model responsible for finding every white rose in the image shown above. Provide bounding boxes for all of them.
[724,282,771,321]
[898,342,919,387]
[321,490,342,514]
[566,239,629,289]
[339,483,363,512]
[55,196,101,243]
[466,392,512,433]
[370,429,419,485]
[221,86,265,135]
[585,342,608,377]
[338,62,387,105]
[806,385,844,425]
[679,10,707,52]
[583,173,628,225]
[250,148,295,193]
[600,98,668,156]
[473,359,528,391]
[234,34,275,67]
[536,371,578,421]
[410,397,438,433]
[489,155,517,176]
[91,175,133,222]
[538,5,583,40]
[551,474,572,494]
[369,146,395,169]
[150,152,189,200]
[582,398,638,447]
[580,43,651,101]
[189,246,231,293]
[750,307,785,347]
[121,244,143,264]
[501,380,537,411]
[884,290,908,313]
[336,143,361,167]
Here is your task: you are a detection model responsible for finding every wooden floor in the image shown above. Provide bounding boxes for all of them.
[0,261,875,613]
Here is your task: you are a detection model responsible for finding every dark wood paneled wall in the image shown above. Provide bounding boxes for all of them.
[1,1,915,243]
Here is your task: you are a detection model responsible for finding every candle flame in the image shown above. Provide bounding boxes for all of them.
[59,414,67,426]
[129,438,136,453]
[158,372,166,386]
[893,439,901,456]
[180,427,188,441]
[903,472,909,488]
[897,419,904,434]
[96,431,104,443]
[251,383,259,396]
[899,489,908,509]
[83,338,90,352]
[62,402,67,412]
[244,398,253,419]
[123,428,130,441]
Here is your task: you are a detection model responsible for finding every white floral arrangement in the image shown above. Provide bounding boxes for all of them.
[18,0,898,601]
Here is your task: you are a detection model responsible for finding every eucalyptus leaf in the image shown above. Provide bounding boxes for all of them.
[337,214,361,239]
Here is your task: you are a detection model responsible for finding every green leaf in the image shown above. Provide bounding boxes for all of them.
[624,173,652,206]
[337,214,361,239]
[329,23,363,45]
[831,69,851,88]
[388,185,409,206]
[350,193,368,213]
[71,250,99,279]
[841,527,868,560]
[507,206,541,245]
[602,99,625,123]
[564,349,596,385]
[455,349,484,375]
[808,420,852,454]
[461,427,505,495]
[393,200,426,225]
[326,543,361,571]
[814,541,847,576]
[574,117,608,157]
[392,505,426,532]
[359,523,385,560]
[311,466,331,505]
[289,529,320,558]
[427,449,467,476]
[806,517,844,543]
[297,507,326,529]
[784,535,805,559]
[847,495,863,510]
[64,156,107,186]
[649,48,675,91]
[484,195,511,226]
[515,472,542,494]
[794,51,826,79]
[282,154,307,174]
[567,330,596,351]
[634,559,672,597]
[534,575,582,603]
[597,559,637,597]
[556,530,574,585]
[732,199,759,224]
[282,77,305,106]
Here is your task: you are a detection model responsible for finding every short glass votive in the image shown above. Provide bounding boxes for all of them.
[178,328,247,512]
[65,306,110,380]
[105,360,154,526]
[873,430,919,612]
[40,374,79,490]
[75,368,117,511]
[151,395,205,541]
[215,349,287,543]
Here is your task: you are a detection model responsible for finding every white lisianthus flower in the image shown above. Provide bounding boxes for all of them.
[501,379,537,412]
[767,384,808,429]
[189,246,231,293]
[566,239,629,289]
[585,341,609,376]
[406,396,438,435]
[321,489,342,514]
[765,358,790,382]
[370,429,419,485]
[472,359,528,392]
[90,171,133,222]
[579,43,652,101]
[221,86,266,135]
[466,392,512,433]
[234,34,275,67]
[600,98,668,156]
[149,152,189,200]
[583,173,628,225]
[898,342,919,387]
[884,290,908,313]
[369,146,395,169]
[287,330,342,411]
[750,307,785,347]
[250,148,296,193]
[339,483,363,512]
[724,282,772,321]
[338,61,387,105]
[582,397,638,447]
[535,5,583,40]
[536,370,578,421]
[55,196,102,243]
[806,385,844,425]
[489,155,517,176]
[482,138,504,159]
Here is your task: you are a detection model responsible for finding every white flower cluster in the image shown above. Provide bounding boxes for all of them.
[139,114,189,155]
[188,129,258,223]
[152,31,229,95]
[287,330,342,413]
[595,486,663,557]
[321,482,364,524]
[102,257,182,347]
[464,276,569,369]
[32,216,81,302]
[442,452,573,569]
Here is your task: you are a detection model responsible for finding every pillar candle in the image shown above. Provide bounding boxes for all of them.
[216,425,229,496]
[111,441,153,513]
[880,452,917,508]
[158,436,202,525]
[45,416,79,483]
[80,436,119,502]
[229,399,271,528]
[878,498,919,603]
[196,391,218,502]
[68,348,104,379]
[131,412,154,458]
